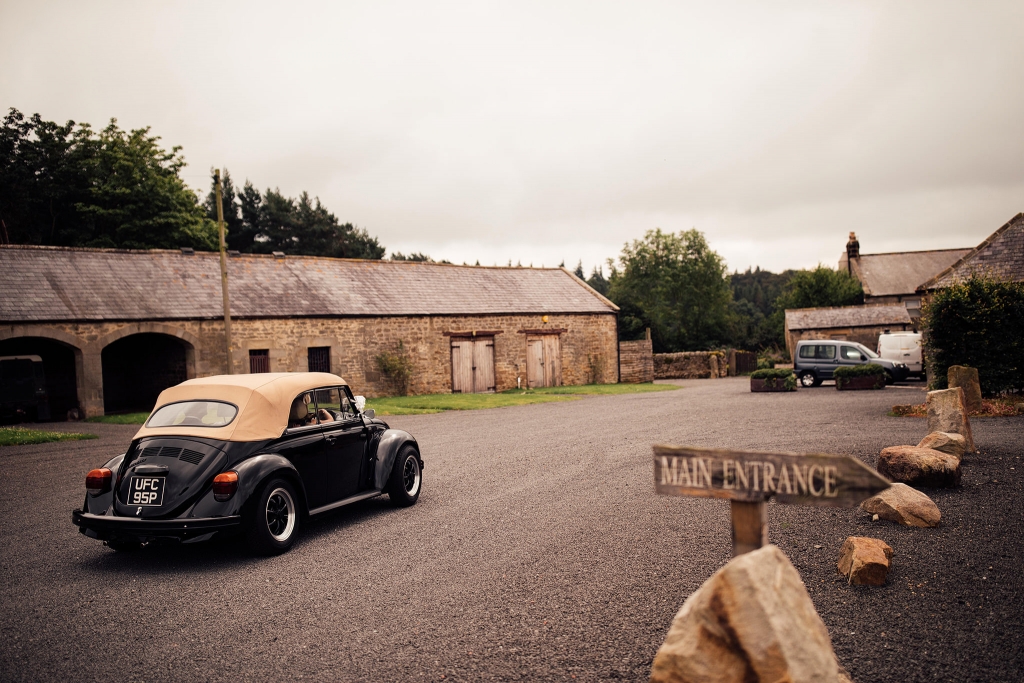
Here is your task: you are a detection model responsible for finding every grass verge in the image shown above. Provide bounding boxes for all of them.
[369,382,680,415]
[0,427,98,447]
[85,412,150,425]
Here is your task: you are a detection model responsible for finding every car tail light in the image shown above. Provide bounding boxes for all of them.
[212,471,239,502]
[86,468,112,496]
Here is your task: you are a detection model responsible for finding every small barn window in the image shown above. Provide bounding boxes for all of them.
[249,349,270,373]
[308,346,331,373]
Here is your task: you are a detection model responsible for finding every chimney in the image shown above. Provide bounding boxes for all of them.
[845,232,860,275]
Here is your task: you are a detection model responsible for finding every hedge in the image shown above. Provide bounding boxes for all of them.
[750,368,796,390]
[922,275,1024,395]
[833,364,885,378]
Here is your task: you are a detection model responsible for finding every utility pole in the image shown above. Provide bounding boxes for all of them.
[215,169,233,374]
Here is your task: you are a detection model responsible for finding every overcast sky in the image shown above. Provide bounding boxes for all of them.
[2,1,1021,274]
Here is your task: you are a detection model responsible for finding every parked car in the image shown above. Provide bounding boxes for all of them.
[877,332,923,378]
[793,340,909,387]
[0,355,50,423]
[72,373,423,554]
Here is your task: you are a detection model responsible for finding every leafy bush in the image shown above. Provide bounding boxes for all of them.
[750,368,796,390]
[833,363,885,378]
[834,363,885,389]
[374,341,413,396]
[922,275,1024,395]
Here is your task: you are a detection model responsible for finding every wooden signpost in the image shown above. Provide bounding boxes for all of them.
[654,444,891,556]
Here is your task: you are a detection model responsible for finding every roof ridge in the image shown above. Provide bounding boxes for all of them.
[917,212,1024,291]
[0,243,575,271]
[851,247,972,258]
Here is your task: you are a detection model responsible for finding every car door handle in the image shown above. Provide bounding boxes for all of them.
[325,435,337,445]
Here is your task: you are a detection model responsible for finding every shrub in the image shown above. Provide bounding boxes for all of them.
[750,368,796,390]
[374,341,413,396]
[834,363,885,389]
[922,275,1024,395]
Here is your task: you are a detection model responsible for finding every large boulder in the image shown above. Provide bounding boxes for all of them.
[650,544,840,683]
[837,537,893,586]
[877,446,961,488]
[926,387,976,452]
[917,431,966,461]
[861,482,941,527]
[947,365,983,413]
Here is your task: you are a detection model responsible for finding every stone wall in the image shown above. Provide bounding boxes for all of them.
[2,312,618,417]
[618,339,653,383]
[654,351,728,379]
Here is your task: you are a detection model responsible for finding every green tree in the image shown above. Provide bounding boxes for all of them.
[204,168,245,244]
[923,275,1024,394]
[390,251,433,261]
[1,108,216,250]
[762,265,863,353]
[207,176,386,259]
[729,267,795,350]
[607,228,733,351]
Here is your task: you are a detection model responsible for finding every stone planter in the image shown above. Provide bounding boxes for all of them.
[750,377,794,392]
[836,375,885,391]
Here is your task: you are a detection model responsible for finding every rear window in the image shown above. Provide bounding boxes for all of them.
[146,401,238,428]
[798,344,836,359]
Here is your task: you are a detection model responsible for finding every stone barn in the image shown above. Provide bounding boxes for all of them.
[784,304,914,359]
[0,246,619,418]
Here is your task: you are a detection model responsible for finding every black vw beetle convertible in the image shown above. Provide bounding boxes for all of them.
[72,372,423,554]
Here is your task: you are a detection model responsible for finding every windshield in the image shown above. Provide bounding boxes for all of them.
[146,400,238,428]
[855,343,879,359]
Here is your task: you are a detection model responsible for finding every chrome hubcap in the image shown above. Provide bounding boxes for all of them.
[266,487,295,541]
[402,456,421,496]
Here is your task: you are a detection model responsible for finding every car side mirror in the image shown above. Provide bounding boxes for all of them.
[363,409,375,419]
[354,395,366,411]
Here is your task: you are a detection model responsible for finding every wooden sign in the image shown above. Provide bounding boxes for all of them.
[654,444,891,556]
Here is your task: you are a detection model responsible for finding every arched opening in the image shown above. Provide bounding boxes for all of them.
[101,333,194,414]
[0,337,80,422]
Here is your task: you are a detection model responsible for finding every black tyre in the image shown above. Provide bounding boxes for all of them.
[798,371,820,388]
[884,371,894,386]
[386,446,422,507]
[245,477,300,555]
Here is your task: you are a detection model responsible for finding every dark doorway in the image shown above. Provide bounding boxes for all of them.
[102,334,191,414]
[0,337,79,421]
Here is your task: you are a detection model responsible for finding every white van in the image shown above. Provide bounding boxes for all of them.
[877,333,923,377]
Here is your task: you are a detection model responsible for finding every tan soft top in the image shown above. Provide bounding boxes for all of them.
[133,372,348,442]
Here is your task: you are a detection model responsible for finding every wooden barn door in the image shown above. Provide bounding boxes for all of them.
[451,337,496,393]
[526,335,562,388]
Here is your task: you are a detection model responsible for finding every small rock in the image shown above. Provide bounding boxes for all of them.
[651,545,841,683]
[948,365,983,414]
[872,514,879,521]
[917,431,966,461]
[837,536,893,586]
[878,445,961,488]
[926,387,976,452]
[861,482,941,527]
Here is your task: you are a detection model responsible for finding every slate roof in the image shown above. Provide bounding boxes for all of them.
[918,213,1024,291]
[0,246,618,322]
[839,248,971,297]
[785,304,912,331]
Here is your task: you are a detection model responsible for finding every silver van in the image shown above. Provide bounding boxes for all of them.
[793,340,909,387]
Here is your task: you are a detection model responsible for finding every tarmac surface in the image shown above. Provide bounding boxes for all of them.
[1,377,1022,682]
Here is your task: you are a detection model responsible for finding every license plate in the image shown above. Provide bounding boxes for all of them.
[128,477,165,506]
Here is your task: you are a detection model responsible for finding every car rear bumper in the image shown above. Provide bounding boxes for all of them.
[72,510,242,543]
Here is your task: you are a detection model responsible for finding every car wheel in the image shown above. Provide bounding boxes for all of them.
[386,446,421,507]
[106,540,142,552]
[245,477,300,555]
[884,371,894,385]
[798,371,818,388]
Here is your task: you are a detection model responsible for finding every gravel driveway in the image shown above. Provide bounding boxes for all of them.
[1,377,1021,682]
